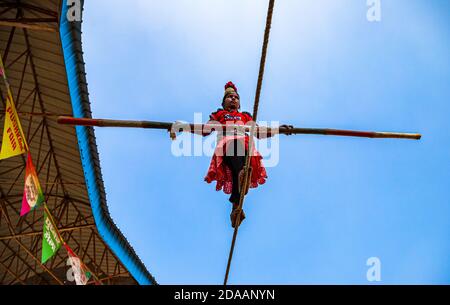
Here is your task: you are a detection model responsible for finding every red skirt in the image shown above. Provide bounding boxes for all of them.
[204,135,268,194]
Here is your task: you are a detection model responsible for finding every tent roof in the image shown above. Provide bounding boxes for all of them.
[0,0,156,285]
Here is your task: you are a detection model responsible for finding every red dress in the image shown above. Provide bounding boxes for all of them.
[204,109,268,194]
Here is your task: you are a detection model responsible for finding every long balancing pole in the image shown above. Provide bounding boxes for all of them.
[57,116,421,140]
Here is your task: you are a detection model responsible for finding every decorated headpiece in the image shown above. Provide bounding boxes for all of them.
[223,81,239,102]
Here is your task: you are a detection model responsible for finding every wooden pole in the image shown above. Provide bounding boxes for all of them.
[57,116,422,140]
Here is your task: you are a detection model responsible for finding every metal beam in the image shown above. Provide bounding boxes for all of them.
[0,250,26,284]
[0,17,58,23]
[23,28,71,200]
[0,224,95,241]
[1,12,17,63]
[0,198,63,284]
[0,238,49,284]
[0,20,57,32]
[0,3,58,18]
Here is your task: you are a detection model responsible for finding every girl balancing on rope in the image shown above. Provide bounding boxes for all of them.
[193,81,292,228]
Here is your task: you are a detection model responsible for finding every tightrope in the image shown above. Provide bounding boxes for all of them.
[223,0,275,285]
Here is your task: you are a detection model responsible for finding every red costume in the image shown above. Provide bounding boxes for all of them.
[204,108,268,195]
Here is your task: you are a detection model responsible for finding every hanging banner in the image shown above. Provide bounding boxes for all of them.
[0,56,29,160]
[64,243,92,285]
[41,211,62,264]
[20,153,45,216]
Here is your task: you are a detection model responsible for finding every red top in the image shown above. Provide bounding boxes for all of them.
[209,109,253,125]
[204,109,268,194]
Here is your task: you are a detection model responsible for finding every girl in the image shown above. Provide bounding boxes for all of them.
[201,82,291,227]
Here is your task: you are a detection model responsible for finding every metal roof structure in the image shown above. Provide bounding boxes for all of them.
[0,0,156,285]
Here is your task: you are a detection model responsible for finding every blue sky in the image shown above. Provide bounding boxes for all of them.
[82,0,450,284]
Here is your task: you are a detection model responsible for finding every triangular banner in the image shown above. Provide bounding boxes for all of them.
[20,153,45,216]
[0,56,29,160]
[41,210,62,264]
[64,243,92,285]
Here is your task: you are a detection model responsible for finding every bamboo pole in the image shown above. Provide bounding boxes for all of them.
[57,116,422,140]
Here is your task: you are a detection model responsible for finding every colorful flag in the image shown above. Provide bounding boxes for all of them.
[20,153,45,216]
[41,211,62,264]
[0,56,29,160]
[64,243,92,285]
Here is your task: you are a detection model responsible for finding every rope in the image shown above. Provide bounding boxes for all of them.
[224,0,275,285]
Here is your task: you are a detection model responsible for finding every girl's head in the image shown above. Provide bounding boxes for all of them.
[222,81,240,111]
